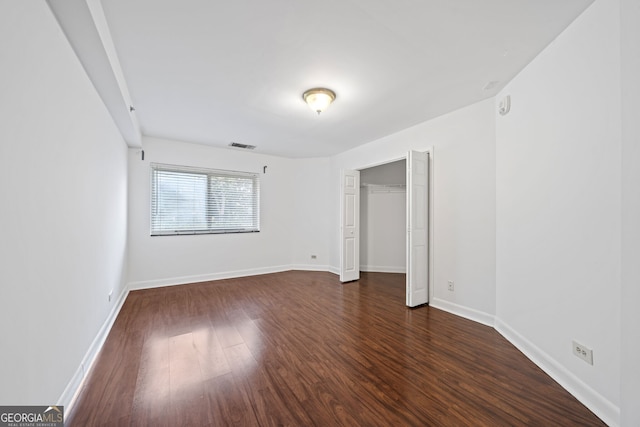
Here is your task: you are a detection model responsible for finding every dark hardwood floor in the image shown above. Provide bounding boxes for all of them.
[66,271,605,426]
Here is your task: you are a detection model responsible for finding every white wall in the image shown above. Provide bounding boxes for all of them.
[127,137,333,287]
[360,160,406,186]
[128,137,291,287]
[289,157,333,271]
[0,1,128,406]
[620,0,640,424]
[495,0,621,424]
[360,188,406,273]
[330,98,497,323]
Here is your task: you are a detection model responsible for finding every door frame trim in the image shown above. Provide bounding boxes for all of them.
[346,148,434,304]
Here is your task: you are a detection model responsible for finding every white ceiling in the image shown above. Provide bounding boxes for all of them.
[52,0,594,158]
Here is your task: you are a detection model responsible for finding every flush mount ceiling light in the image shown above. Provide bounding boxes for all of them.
[302,88,336,115]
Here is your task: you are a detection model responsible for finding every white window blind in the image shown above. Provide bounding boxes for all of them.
[150,163,260,236]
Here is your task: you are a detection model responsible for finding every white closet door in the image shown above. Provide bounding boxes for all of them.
[406,151,429,306]
[340,169,360,282]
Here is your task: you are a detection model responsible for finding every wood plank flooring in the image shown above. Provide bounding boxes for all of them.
[66,271,606,426]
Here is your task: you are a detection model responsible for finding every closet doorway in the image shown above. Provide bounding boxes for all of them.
[340,150,430,307]
[360,160,407,275]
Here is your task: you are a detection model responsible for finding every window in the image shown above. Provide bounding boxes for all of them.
[150,163,260,235]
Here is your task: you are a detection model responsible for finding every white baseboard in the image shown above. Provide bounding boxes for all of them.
[494,318,620,427]
[290,264,337,274]
[128,265,294,290]
[429,297,495,327]
[57,285,129,412]
[360,265,406,274]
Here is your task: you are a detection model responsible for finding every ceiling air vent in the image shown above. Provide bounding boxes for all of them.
[229,142,256,150]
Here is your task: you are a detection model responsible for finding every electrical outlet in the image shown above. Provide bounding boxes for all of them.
[572,340,593,365]
[311,255,317,259]
[447,280,454,291]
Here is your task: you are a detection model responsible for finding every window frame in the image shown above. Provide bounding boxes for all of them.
[150,163,260,236]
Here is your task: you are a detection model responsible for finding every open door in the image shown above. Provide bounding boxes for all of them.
[340,169,360,282]
[406,151,429,307]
